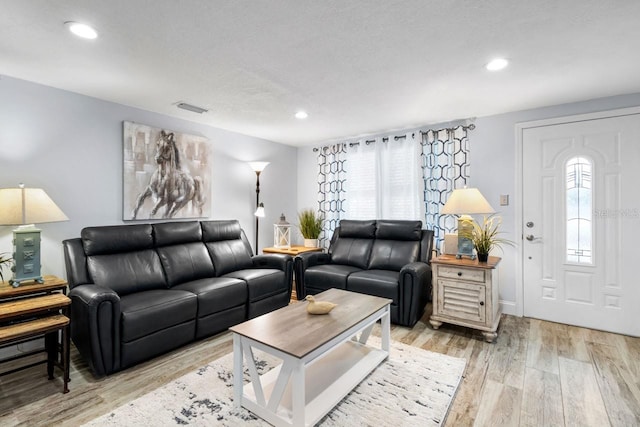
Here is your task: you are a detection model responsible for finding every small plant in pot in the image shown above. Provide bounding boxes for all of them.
[0,253,13,283]
[297,209,323,248]
[459,215,514,262]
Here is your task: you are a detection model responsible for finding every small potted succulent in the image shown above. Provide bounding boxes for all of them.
[297,209,323,247]
[0,253,13,283]
[459,215,513,262]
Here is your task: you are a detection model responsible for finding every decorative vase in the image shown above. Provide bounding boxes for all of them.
[477,252,489,263]
[304,238,319,248]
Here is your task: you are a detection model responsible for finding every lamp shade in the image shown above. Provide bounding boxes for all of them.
[441,188,495,215]
[248,161,270,173]
[0,186,68,225]
[254,203,265,217]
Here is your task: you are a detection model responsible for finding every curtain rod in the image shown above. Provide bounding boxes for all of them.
[313,133,413,152]
[313,123,475,151]
[349,133,412,147]
[420,123,475,135]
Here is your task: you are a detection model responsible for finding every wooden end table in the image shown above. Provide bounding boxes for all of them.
[0,275,71,393]
[262,245,323,301]
[430,255,502,343]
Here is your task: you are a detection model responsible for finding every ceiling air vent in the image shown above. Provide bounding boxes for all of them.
[176,102,208,114]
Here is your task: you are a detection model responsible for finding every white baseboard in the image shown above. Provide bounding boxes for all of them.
[500,300,518,316]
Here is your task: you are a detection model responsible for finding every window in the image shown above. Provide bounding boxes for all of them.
[566,156,592,264]
[344,134,422,221]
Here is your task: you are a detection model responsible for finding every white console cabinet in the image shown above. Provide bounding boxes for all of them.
[429,255,501,343]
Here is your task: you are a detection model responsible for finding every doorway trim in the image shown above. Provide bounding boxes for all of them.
[514,106,640,317]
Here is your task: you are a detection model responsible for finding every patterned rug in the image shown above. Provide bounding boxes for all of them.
[85,337,466,426]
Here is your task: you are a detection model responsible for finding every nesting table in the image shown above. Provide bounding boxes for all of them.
[0,276,71,393]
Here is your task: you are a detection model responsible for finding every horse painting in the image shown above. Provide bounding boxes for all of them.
[132,130,206,219]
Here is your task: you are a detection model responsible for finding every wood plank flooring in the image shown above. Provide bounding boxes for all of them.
[0,304,638,426]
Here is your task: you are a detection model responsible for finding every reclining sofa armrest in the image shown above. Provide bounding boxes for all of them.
[69,284,121,377]
[293,251,332,299]
[251,254,294,297]
[398,261,433,327]
[251,254,292,271]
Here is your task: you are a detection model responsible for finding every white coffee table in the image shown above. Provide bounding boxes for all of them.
[229,288,391,427]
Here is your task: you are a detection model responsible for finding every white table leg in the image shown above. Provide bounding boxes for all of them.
[381,305,390,354]
[233,334,243,409]
[291,359,306,426]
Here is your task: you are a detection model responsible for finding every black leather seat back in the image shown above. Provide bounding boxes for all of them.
[329,220,376,269]
[368,220,422,271]
[202,220,253,276]
[154,221,215,287]
[82,224,167,295]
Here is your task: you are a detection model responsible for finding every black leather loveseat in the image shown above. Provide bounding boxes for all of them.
[63,220,293,376]
[294,219,433,327]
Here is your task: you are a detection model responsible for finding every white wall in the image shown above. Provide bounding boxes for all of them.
[0,76,298,280]
[296,92,640,314]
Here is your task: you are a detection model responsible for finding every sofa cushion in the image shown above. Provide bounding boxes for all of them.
[153,221,202,246]
[202,220,253,275]
[224,269,285,302]
[206,241,253,276]
[157,243,215,287]
[375,220,422,240]
[201,220,243,241]
[172,277,247,316]
[305,264,362,292]
[119,289,197,342]
[330,238,373,269]
[368,240,420,271]
[82,224,154,256]
[339,220,376,238]
[87,250,167,295]
[347,270,400,305]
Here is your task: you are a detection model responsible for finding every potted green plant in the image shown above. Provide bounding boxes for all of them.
[297,209,323,247]
[459,215,513,262]
[0,253,13,283]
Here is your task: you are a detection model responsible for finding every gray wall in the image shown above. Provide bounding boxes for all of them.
[297,92,640,314]
[0,76,298,280]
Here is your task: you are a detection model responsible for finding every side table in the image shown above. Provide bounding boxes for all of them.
[0,275,71,393]
[262,245,323,300]
[429,255,501,343]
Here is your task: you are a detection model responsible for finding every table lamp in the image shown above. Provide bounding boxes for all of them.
[441,187,495,259]
[0,184,68,287]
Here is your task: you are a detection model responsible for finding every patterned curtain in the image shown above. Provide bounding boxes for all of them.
[421,125,472,251]
[316,144,347,248]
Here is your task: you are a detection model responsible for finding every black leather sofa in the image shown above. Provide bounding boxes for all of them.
[294,219,433,327]
[63,220,293,376]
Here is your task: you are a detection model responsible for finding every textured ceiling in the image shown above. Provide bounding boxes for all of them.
[1,0,640,146]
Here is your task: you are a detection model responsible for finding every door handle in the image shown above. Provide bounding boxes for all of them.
[526,234,536,241]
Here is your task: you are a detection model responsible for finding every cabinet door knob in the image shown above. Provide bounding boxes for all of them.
[457,272,462,276]
[479,301,485,306]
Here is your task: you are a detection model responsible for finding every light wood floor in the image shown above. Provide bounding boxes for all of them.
[1,304,639,426]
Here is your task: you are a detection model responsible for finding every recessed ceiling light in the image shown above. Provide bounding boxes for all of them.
[486,58,509,71]
[65,22,98,39]
[295,111,308,119]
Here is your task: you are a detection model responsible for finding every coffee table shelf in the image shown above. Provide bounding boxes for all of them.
[230,289,391,427]
[243,339,387,425]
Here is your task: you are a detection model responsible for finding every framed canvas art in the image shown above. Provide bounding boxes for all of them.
[123,121,211,220]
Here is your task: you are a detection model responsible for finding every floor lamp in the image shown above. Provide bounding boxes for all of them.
[248,161,269,253]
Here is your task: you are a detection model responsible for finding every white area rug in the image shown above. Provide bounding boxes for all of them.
[85,338,466,426]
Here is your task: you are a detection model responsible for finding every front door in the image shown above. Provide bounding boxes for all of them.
[522,112,640,336]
